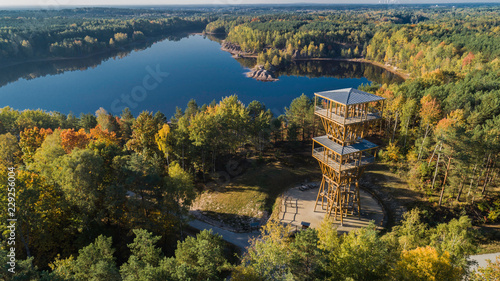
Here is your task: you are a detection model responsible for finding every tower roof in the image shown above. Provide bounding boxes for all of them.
[315,88,385,105]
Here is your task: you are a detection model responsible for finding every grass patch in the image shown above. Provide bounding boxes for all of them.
[477,240,500,255]
[192,156,320,229]
[365,163,426,208]
[475,224,500,254]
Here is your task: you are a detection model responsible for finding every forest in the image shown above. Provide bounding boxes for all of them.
[0,8,207,60]
[0,97,487,280]
[1,3,500,281]
[211,4,500,219]
[216,5,500,75]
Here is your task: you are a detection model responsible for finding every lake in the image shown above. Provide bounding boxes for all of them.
[0,34,403,118]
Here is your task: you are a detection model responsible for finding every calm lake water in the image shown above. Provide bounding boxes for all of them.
[0,34,402,117]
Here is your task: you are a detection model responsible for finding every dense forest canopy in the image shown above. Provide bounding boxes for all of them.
[0,8,209,60]
[216,5,500,75]
[1,4,500,280]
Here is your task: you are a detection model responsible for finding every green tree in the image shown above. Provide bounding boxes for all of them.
[169,229,230,281]
[0,133,20,166]
[247,100,272,151]
[214,95,249,154]
[390,208,429,251]
[185,99,199,118]
[79,113,97,132]
[430,216,476,270]
[289,228,323,280]
[333,223,390,281]
[233,220,293,280]
[0,251,41,281]
[399,98,418,150]
[189,109,218,174]
[285,94,314,141]
[0,106,20,134]
[96,107,118,133]
[113,153,162,222]
[126,111,160,159]
[264,61,272,70]
[52,148,105,214]
[62,235,120,281]
[31,131,66,181]
[164,162,196,238]
[271,55,280,66]
[120,229,164,281]
[170,116,191,170]
[154,111,167,125]
[119,107,135,143]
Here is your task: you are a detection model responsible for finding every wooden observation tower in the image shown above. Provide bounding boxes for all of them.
[312,88,385,225]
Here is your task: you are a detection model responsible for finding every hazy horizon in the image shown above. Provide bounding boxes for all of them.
[1,0,499,8]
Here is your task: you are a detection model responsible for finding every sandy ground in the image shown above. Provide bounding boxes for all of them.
[278,182,385,233]
[188,181,385,251]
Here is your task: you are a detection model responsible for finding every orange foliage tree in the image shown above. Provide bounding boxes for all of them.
[60,128,90,153]
[89,124,118,145]
[462,52,475,68]
[417,95,442,160]
[435,109,465,139]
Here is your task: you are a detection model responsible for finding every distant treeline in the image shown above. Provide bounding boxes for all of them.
[0,9,207,60]
[212,6,500,76]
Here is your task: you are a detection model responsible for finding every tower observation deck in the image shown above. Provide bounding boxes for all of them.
[312,88,385,225]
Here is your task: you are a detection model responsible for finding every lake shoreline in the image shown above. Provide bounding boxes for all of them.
[1,34,408,82]
[220,40,409,81]
[293,58,410,80]
[0,33,196,70]
[1,33,394,118]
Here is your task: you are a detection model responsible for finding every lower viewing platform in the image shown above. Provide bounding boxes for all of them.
[312,135,377,172]
[312,147,375,171]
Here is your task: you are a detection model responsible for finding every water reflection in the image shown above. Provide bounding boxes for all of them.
[0,34,188,88]
[235,57,404,85]
[0,33,403,103]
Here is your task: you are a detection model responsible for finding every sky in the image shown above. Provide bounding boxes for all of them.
[0,0,499,7]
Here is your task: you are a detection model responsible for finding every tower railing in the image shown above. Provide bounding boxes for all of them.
[315,106,382,124]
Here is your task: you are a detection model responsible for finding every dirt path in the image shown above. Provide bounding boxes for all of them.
[188,218,258,251]
[470,252,499,271]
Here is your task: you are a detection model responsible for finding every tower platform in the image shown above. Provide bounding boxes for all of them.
[279,182,384,233]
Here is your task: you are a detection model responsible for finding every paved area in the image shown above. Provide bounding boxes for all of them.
[189,182,384,251]
[279,182,384,233]
[188,219,259,250]
[469,252,500,271]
